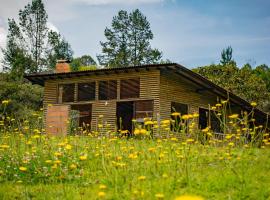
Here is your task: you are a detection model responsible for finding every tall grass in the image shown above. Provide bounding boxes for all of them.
[0,100,269,199]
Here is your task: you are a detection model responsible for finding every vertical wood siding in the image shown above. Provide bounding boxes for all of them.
[43,70,160,132]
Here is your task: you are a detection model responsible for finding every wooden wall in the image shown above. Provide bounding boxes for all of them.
[43,70,160,132]
[160,70,218,121]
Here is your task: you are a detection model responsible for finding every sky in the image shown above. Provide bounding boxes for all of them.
[0,0,270,70]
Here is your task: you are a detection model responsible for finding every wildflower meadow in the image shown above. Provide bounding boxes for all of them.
[0,100,270,200]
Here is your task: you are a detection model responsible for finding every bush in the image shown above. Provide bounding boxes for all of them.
[0,73,43,119]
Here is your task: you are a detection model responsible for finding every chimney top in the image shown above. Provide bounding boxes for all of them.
[57,59,70,63]
[55,59,71,73]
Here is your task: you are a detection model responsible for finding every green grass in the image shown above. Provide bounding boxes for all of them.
[0,135,270,200]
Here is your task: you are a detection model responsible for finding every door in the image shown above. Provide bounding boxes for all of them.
[117,101,134,133]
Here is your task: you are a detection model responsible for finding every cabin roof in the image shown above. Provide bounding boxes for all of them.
[24,63,268,120]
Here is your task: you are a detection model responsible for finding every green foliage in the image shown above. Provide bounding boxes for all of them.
[70,55,97,71]
[220,46,233,65]
[98,9,162,67]
[2,0,73,79]
[47,31,73,69]
[0,73,43,119]
[78,65,97,71]
[254,64,270,91]
[193,63,270,112]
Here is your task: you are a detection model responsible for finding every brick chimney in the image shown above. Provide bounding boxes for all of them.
[55,59,71,73]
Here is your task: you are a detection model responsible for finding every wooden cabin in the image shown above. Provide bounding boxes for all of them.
[25,61,268,135]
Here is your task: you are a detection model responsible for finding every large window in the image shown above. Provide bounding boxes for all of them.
[98,80,117,100]
[120,78,140,99]
[58,84,75,103]
[135,100,154,119]
[78,82,96,101]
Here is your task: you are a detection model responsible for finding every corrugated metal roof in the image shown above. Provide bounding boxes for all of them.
[25,63,176,77]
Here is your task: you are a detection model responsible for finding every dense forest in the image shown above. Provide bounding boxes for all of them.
[1,0,269,118]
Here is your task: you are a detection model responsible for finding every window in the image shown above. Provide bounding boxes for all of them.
[199,108,221,133]
[98,80,117,100]
[120,78,140,99]
[78,82,96,101]
[59,84,75,103]
[135,100,154,120]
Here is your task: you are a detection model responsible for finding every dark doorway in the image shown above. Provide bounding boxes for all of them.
[117,101,134,133]
[199,108,221,133]
[199,108,208,129]
[171,102,188,132]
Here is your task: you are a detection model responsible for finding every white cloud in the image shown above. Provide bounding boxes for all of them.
[47,22,59,33]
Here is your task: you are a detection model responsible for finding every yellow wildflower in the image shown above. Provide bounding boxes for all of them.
[221,100,228,104]
[229,114,239,119]
[0,144,9,149]
[99,184,107,190]
[161,119,170,125]
[174,195,204,200]
[2,100,10,105]
[193,113,199,118]
[140,129,147,135]
[182,115,190,120]
[155,193,165,199]
[45,160,52,164]
[250,102,257,107]
[19,167,27,172]
[186,138,194,143]
[144,120,154,125]
[228,142,234,147]
[70,164,77,170]
[54,160,61,164]
[128,153,138,159]
[65,144,72,150]
[98,191,106,198]
[162,173,168,178]
[171,112,180,116]
[138,176,146,181]
[54,152,62,157]
[79,155,87,161]
[202,127,209,132]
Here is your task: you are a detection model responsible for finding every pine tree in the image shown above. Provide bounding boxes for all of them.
[98,9,162,67]
[220,46,233,65]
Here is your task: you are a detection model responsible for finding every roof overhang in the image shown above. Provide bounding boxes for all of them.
[24,63,175,86]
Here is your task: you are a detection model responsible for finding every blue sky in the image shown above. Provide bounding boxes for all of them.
[0,0,269,69]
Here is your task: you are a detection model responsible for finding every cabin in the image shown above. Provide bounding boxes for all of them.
[24,60,268,135]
